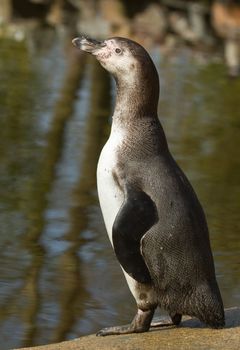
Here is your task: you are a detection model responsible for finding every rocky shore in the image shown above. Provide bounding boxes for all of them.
[16,307,240,350]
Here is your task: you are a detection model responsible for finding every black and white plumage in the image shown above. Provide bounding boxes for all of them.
[72,36,225,336]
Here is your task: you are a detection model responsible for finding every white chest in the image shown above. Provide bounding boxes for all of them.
[96,127,124,244]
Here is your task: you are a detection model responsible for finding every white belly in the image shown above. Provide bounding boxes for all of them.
[97,127,124,245]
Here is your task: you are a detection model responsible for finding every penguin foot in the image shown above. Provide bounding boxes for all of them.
[96,308,154,336]
[96,324,140,336]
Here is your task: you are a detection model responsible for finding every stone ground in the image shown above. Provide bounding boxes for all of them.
[16,308,240,350]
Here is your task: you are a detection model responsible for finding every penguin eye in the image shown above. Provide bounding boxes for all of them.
[115,48,122,54]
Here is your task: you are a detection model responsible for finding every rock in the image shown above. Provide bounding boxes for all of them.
[169,11,198,43]
[0,0,12,24]
[75,0,131,39]
[169,3,212,46]
[188,3,209,43]
[99,0,131,37]
[75,0,110,38]
[211,1,240,40]
[15,307,240,350]
[211,1,240,76]
[132,4,168,43]
[46,0,64,26]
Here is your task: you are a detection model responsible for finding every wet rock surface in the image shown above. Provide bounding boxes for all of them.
[16,307,240,350]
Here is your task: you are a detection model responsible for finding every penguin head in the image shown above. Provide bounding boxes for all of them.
[72,36,156,83]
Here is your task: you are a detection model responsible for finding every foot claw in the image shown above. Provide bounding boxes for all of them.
[96,325,133,336]
[96,329,108,336]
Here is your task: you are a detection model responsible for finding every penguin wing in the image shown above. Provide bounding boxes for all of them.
[112,184,158,284]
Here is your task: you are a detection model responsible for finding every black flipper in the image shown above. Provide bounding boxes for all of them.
[112,184,158,284]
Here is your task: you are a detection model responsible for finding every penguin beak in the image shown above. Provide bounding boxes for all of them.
[72,36,106,54]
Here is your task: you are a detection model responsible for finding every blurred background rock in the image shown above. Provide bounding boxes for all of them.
[1,1,240,76]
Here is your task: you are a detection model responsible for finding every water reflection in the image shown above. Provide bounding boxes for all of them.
[0,29,239,349]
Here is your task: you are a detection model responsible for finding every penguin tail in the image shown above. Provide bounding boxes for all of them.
[193,281,225,329]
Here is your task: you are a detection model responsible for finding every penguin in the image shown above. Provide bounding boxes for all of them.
[72,36,225,336]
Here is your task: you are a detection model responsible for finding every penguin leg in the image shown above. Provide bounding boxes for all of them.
[150,313,182,328]
[96,308,155,336]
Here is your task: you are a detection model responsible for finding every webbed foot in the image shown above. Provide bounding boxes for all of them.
[96,324,137,336]
[96,308,154,336]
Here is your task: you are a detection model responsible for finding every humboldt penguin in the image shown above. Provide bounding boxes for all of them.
[72,36,225,336]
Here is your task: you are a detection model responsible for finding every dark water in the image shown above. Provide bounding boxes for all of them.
[0,28,239,349]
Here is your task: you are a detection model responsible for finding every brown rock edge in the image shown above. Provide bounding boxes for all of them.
[15,307,240,350]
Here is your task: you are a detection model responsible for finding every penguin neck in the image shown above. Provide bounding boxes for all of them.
[112,69,159,125]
